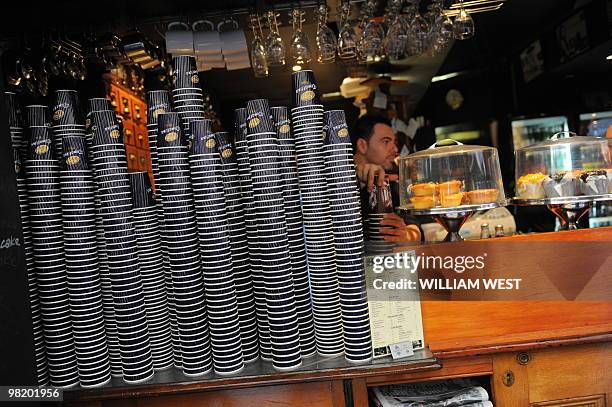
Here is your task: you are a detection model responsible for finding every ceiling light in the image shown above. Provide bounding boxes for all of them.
[431,72,462,82]
[292,65,302,72]
[606,54,612,60]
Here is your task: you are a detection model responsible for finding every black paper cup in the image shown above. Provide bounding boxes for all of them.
[146,90,172,125]
[171,92,203,100]
[323,110,351,144]
[52,90,83,125]
[129,171,156,209]
[173,55,200,89]
[270,106,289,125]
[171,91,203,100]
[87,98,113,114]
[245,99,275,134]
[91,110,123,146]
[60,136,89,171]
[28,127,55,160]
[291,70,321,107]
[291,107,324,117]
[291,109,324,119]
[157,112,188,147]
[25,105,51,127]
[173,99,205,107]
[189,120,215,155]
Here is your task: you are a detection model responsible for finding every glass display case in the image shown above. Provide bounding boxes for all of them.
[514,132,612,199]
[399,140,506,210]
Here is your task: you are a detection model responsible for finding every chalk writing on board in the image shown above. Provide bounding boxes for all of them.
[0,236,20,250]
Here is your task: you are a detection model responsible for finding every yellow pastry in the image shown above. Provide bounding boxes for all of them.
[436,180,462,196]
[517,172,547,199]
[464,189,499,204]
[410,196,437,209]
[440,192,464,207]
[411,182,436,197]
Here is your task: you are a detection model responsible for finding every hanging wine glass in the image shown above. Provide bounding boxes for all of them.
[453,0,475,40]
[405,0,452,57]
[433,9,454,53]
[337,1,358,61]
[410,2,431,56]
[358,0,385,63]
[250,14,269,77]
[401,3,418,57]
[266,10,286,66]
[383,0,407,61]
[316,5,337,64]
[290,8,312,66]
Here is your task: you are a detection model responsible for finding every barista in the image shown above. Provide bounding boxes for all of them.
[351,115,421,242]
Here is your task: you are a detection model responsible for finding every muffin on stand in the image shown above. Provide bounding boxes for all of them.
[542,171,578,198]
[579,170,609,195]
[517,173,547,199]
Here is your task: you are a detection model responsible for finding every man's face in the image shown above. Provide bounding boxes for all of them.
[363,123,398,171]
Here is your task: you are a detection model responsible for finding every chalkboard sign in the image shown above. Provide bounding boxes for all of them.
[0,60,37,386]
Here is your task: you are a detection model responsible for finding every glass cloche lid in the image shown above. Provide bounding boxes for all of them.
[514,132,612,199]
[399,139,506,210]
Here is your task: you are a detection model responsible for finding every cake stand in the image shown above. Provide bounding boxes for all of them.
[511,194,612,230]
[400,201,506,242]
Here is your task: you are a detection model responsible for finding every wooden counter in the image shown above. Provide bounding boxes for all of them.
[63,227,612,407]
[421,227,612,358]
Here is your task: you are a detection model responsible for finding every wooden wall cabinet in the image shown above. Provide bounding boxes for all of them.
[105,76,153,187]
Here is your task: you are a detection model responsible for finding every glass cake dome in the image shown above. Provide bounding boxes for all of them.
[399,140,506,210]
[514,132,612,199]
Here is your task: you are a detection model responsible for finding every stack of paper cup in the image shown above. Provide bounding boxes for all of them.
[156,112,213,377]
[245,99,302,371]
[213,130,259,363]
[233,108,270,361]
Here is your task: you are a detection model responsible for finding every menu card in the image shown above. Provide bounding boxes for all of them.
[365,250,425,358]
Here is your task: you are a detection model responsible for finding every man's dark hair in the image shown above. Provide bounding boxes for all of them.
[350,115,392,151]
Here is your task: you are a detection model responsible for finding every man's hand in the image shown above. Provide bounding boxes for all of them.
[355,163,386,192]
[379,213,421,242]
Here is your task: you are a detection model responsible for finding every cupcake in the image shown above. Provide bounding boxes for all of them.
[440,192,464,208]
[517,173,547,199]
[410,196,437,209]
[464,189,499,204]
[579,170,608,195]
[410,182,436,197]
[436,180,462,196]
[542,171,578,198]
